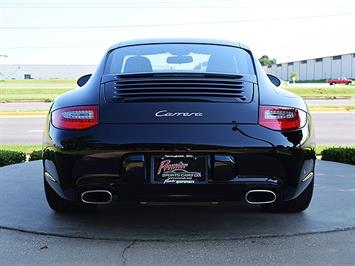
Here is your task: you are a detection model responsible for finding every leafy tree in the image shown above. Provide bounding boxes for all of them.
[290,71,299,83]
[259,55,277,67]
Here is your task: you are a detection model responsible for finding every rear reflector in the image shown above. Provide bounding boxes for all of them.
[52,105,98,130]
[259,105,306,131]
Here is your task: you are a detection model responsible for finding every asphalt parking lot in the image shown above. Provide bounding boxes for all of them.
[1,228,355,265]
[0,160,354,265]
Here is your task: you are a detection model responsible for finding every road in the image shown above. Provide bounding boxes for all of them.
[314,112,355,145]
[0,102,51,111]
[1,112,354,145]
[0,116,45,144]
[306,99,355,106]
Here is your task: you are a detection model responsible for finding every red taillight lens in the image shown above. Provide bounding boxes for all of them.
[259,105,306,131]
[51,105,99,130]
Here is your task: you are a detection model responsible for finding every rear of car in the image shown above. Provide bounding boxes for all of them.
[43,39,315,213]
[328,77,352,85]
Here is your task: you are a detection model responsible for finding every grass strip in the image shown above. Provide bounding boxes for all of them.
[0,88,71,102]
[284,87,355,98]
[1,79,355,102]
[309,105,355,112]
[0,80,75,102]
[0,145,42,154]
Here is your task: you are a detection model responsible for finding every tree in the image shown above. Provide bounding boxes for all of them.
[259,55,277,67]
[290,71,299,83]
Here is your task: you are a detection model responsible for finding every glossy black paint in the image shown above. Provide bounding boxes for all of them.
[43,39,315,204]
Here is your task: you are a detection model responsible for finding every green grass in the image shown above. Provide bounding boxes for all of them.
[1,79,355,102]
[0,145,42,154]
[0,79,76,87]
[284,87,355,98]
[0,88,71,101]
[295,79,355,83]
[0,79,75,102]
[309,105,355,112]
[295,79,327,83]
[315,145,328,155]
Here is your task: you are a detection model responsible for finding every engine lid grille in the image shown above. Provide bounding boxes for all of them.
[102,73,255,103]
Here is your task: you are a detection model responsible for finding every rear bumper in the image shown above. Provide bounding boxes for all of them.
[43,122,315,203]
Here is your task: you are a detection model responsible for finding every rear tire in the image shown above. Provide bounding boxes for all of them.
[44,178,97,213]
[261,179,314,213]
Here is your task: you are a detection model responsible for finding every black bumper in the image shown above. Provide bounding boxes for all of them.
[43,123,315,203]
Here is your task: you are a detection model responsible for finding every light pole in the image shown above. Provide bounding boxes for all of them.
[0,54,8,80]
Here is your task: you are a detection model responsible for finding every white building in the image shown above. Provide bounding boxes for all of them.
[0,64,96,80]
[264,53,355,81]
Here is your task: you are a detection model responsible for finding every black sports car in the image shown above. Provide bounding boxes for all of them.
[43,38,315,213]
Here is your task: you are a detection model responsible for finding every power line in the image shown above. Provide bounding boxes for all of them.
[0,5,332,9]
[0,0,345,9]
[0,0,248,4]
[0,3,343,9]
[0,44,108,49]
[0,13,353,30]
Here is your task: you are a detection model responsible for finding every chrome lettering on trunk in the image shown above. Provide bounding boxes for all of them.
[155,110,203,117]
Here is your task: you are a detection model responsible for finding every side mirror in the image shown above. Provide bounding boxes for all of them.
[77,74,92,87]
[267,74,281,87]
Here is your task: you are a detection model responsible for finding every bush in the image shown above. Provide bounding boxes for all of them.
[0,150,26,167]
[29,150,43,161]
[321,147,355,165]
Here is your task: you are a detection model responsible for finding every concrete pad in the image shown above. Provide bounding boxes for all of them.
[0,160,354,241]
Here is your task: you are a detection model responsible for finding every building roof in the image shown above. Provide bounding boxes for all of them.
[276,52,355,65]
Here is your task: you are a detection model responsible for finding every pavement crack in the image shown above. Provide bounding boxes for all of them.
[122,240,136,266]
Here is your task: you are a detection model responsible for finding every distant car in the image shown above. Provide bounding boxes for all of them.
[43,38,315,213]
[327,77,352,85]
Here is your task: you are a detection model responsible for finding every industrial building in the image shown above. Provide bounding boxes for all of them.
[264,53,355,81]
[1,53,355,81]
[0,64,96,80]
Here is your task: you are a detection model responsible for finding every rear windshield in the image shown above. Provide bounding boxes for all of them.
[104,44,255,75]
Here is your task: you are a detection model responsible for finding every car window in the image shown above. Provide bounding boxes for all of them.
[104,44,255,75]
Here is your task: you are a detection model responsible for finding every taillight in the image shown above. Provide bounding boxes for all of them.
[51,105,98,130]
[259,105,306,131]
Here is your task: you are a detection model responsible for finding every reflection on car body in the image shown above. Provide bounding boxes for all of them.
[43,39,315,213]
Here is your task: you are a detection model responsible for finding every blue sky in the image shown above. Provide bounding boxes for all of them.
[0,0,354,65]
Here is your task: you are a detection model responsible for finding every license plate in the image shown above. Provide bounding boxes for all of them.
[151,154,208,184]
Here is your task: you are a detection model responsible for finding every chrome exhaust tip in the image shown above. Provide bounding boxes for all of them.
[81,190,113,204]
[245,190,276,205]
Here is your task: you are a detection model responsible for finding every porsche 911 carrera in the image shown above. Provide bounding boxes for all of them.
[43,39,315,213]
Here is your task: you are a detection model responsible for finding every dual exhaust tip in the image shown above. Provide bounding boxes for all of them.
[245,189,276,205]
[81,190,112,204]
[80,189,276,205]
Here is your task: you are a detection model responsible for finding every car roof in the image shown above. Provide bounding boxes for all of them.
[108,38,251,51]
